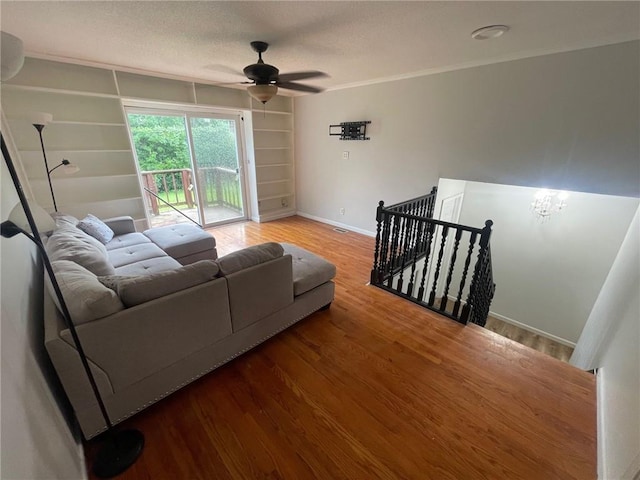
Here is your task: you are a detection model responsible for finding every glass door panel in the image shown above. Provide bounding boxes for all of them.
[188,115,246,226]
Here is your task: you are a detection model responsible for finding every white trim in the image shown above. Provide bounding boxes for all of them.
[295,211,376,237]
[488,310,576,347]
[257,208,296,223]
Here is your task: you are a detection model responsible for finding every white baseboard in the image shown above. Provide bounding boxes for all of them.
[488,310,576,348]
[257,209,296,223]
[295,211,376,237]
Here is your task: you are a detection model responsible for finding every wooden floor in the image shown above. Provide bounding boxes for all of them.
[484,317,575,363]
[86,216,596,479]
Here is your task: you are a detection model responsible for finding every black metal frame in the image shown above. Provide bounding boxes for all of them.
[329,121,371,140]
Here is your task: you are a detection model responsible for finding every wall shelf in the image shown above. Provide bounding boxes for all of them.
[255,163,291,168]
[254,146,290,150]
[258,193,293,201]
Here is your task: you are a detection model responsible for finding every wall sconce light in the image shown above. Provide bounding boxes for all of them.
[531,189,568,220]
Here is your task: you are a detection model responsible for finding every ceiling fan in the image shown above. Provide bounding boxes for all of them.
[239,41,328,104]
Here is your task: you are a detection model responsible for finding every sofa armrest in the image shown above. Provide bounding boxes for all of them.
[225,255,293,331]
[102,216,136,235]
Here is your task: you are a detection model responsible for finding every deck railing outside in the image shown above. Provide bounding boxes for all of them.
[141,167,242,216]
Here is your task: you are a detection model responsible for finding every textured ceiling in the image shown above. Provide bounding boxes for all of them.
[1,1,638,94]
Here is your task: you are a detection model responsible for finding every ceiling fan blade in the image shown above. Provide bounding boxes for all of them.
[278,71,328,82]
[278,82,324,94]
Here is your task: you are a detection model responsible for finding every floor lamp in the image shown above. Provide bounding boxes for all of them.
[31,113,79,212]
[0,131,144,478]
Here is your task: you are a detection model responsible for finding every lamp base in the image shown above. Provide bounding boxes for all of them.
[92,429,144,478]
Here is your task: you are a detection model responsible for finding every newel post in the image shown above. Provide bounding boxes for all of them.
[461,220,493,323]
[371,200,385,284]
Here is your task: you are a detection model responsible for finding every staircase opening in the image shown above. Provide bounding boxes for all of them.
[370,187,496,326]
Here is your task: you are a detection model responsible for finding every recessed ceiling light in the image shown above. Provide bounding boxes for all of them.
[471,25,510,40]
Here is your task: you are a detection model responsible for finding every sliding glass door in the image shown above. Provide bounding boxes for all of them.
[187,115,245,226]
[127,108,247,228]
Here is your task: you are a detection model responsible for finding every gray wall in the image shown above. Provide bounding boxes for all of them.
[454,180,638,343]
[294,41,640,234]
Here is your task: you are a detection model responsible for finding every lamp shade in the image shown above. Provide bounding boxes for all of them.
[8,202,56,234]
[30,112,53,126]
[247,84,278,104]
[1,31,24,81]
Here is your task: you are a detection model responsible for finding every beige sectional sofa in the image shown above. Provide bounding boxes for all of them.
[43,215,336,439]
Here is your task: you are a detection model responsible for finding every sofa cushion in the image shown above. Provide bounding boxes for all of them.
[99,260,220,307]
[114,256,182,276]
[108,243,168,268]
[50,212,79,229]
[216,242,284,276]
[105,232,151,251]
[50,260,124,324]
[77,214,115,244]
[281,243,337,296]
[46,226,115,276]
[143,224,216,260]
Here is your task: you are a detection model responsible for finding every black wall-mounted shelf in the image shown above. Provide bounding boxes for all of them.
[329,121,371,141]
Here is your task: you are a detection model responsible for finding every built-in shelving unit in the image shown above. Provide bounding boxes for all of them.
[250,97,295,221]
[1,57,297,226]
[1,58,146,222]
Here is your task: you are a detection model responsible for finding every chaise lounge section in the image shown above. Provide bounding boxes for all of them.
[43,214,336,439]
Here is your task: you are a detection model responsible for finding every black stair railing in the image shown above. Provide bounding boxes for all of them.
[371,191,495,326]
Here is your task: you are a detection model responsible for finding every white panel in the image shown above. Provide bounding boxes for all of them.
[251,95,292,113]
[8,120,131,151]
[20,150,136,179]
[117,71,195,103]
[253,130,291,149]
[195,84,250,109]
[4,57,118,94]
[2,89,124,124]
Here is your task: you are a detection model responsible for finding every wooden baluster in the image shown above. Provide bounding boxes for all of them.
[396,216,413,293]
[371,201,384,284]
[461,220,493,323]
[387,214,402,288]
[407,218,424,297]
[417,221,436,302]
[379,210,392,280]
[428,225,449,306]
[452,231,477,318]
[439,228,463,314]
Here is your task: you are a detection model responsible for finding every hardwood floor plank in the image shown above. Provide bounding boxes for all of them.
[86,216,595,479]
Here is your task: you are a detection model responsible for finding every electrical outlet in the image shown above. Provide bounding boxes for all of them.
[342,151,349,160]
[281,198,289,208]
[340,208,345,215]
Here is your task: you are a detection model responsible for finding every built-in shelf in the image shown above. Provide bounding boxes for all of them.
[258,193,293,202]
[251,109,292,116]
[1,84,120,99]
[255,163,291,168]
[253,128,291,133]
[255,146,290,150]
[257,179,290,185]
[53,121,127,127]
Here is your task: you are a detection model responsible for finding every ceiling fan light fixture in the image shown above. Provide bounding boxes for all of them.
[471,25,509,40]
[248,84,278,104]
